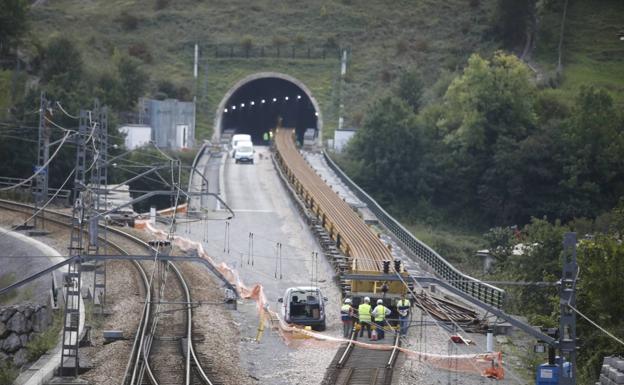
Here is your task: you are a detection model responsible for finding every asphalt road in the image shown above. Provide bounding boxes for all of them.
[0,229,62,306]
[184,145,343,384]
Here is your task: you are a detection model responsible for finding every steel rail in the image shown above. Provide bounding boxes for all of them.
[0,199,215,384]
[328,332,401,385]
[385,334,400,369]
[168,262,213,385]
[337,329,356,368]
[0,199,157,385]
[274,133,404,385]
[274,129,392,272]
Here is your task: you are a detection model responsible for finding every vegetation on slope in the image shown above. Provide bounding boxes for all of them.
[18,0,503,138]
[1,0,624,380]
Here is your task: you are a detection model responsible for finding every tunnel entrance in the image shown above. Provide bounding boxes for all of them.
[215,73,321,145]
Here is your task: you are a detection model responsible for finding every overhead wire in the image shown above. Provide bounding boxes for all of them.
[44,116,77,134]
[0,130,72,192]
[0,168,76,242]
[0,134,39,143]
[55,101,79,119]
[567,266,624,347]
[114,165,174,188]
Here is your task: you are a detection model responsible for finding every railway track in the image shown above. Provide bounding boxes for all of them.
[274,131,407,384]
[323,332,401,385]
[0,199,214,385]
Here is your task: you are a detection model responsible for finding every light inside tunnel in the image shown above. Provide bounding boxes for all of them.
[221,77,318,144]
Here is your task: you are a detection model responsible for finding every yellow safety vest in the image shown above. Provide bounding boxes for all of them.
[341,304,352,321]
[373,305,388,321]
[358,303,372,323]
[397,299,411,317]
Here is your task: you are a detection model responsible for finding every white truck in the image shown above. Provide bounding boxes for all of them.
[233,141,254,164]
[230,134,252,157]
[278,286,327,331]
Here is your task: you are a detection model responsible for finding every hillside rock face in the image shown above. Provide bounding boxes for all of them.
[0,304,52,366]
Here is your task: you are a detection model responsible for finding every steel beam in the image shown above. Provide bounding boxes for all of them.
[0,254,238,299]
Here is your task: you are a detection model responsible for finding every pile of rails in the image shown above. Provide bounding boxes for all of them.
[274,128,393,273]
[413,291,483,327]
[275,128,401,300]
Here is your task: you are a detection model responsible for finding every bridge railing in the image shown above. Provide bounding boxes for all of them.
[322,151,505,309]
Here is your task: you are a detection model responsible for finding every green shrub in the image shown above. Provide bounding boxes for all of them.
[240,35,254,53]
[26,311,61,362]
[0,361,17,385]
[396,39,408,54]
[0,273,16,304]
[128,43,152,64]
[154,0,170,11]
[414,38,429,51]
[117,11,140,31]
[271,35,288,47]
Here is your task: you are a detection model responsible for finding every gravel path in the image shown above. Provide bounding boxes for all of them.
[81,260,143,385]
[180,262,256,385]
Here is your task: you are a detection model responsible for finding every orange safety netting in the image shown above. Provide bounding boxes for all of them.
[137,220,505,380]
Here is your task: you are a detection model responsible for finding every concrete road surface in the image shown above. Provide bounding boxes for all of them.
[0,229,62,306]
[183,146,343,384]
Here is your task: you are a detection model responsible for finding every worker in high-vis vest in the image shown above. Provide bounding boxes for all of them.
[397,292,411,336]
[341,298,354,338]
[372,299,391,340]
[357,297,372,339]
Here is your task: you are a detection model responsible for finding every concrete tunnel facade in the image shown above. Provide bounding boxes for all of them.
[213,72,322,145]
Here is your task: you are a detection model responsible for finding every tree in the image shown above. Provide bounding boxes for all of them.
[501,217,565,316]
[0,0,29,57]
[346,97,422,205]
[42,37,84,89]
[116,54,148,110]
[573,203,624,382]
[95,71,123,110]
[437,52,537,222]
[560,86,624,219]
[396,68,424,112]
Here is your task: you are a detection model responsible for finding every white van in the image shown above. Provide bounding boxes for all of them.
[230,134,252,157]
[234,141,254,164]
[278,286,327,331]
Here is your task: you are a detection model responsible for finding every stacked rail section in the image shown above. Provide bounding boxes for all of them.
[274,128,409,301]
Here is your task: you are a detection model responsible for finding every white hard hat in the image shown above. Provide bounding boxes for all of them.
[364,296,370,302]
[344,298,352,304]
[377,299,383,304]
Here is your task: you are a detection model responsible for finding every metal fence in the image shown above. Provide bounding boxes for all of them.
[0,176,70,204]
[322,151,506,309]
[207,44,341,60]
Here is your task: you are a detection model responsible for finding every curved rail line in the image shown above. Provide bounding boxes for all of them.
[324,332,401,385]
[274,128,392,273]
[0,200,213,385]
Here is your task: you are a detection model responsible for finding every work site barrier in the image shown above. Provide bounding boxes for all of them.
[322,151,505,309]
[137,220,505,380]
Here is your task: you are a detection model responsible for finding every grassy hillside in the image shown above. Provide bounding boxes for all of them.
[24,0,624,136]
[535,0,624,105]
[28,0,499,139]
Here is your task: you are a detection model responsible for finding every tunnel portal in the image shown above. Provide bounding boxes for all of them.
[218,75,319,145]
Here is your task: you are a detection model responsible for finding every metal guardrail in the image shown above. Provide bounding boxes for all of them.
[0,176,70,203]
[322,151,505,308]
[0,176,32,188]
